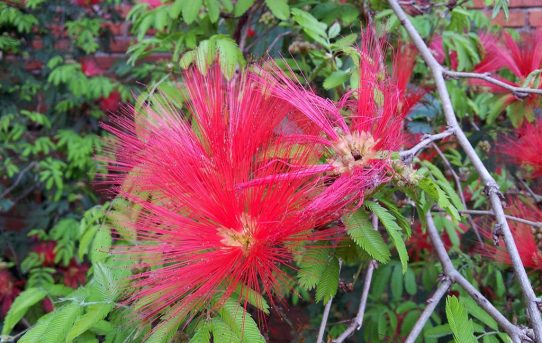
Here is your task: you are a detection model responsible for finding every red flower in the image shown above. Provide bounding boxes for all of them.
[32,241,56,266]
[479,198,542,270]
[101,65,341,325]
[470,31,542,126]
[429,35,458,71]
[139,0,163,8]
[0,269,21,317]
[407,223,453,261]
[61,260,89,288]
[81,59,104,77]
[99,91,121,113]
[500,119,542,178]
[244,28,422,207]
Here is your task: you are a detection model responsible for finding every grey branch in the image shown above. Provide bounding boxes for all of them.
[317,259,342,343]
[425,213,529,343]
[404,277,452,343]
[400,127,455,163]
[333,215,379,343]
[444,70,542,97]
[457,209,542,229]
[387,0,542,340]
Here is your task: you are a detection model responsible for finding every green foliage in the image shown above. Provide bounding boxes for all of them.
[2,1,539,342]
[344,209,391,263]
[445,296,477,343]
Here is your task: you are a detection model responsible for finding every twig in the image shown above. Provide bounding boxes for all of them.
[516,176,542,203]
[404,277,452,343]
[388,1,542,339]
[456,209,542,229]
[424,213,528,343]
[1,162,37,199]
[444,70,542,97]
[400,128,455,163]
[317,259,342,343]
[431,143,483,245]
[333,215,378,343]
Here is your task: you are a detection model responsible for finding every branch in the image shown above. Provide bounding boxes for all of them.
[424,212,529,343]
[1,162,37,199]
[317,259,342,343]
[404,277,452,343]
[444,70,542,97]
[400,127,455,163]
[333,215,378,343]
[457,209,542,229]
[387,1,542,339]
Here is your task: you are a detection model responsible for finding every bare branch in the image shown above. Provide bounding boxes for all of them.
[400,128,455,163]
[387,1,542,339]
[317,259,342,343]
[455,209,542,229]
[1,162,37,199]
[444,70,542,97]
[317,298,334,343]
[424,213,528,343]
[404,277,452,343]
[333,215,379,343]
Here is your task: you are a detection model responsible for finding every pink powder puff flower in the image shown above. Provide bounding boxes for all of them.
[500,118,542,178]
[243,28,423,208]
[100,65,343,326]
[479,198,542,271]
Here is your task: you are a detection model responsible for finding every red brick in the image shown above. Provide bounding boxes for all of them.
[94,54,119,70]
[529,9,542,26]
[487,9,526,27]
[509,0,542,8]
[471,0,486,9]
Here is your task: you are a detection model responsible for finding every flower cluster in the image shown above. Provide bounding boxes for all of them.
[501,118,542,178]
[103,28,421,327]
[480,198,542,271]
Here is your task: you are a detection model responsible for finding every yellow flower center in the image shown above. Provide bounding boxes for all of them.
[217,213,256,255]
[328,130,378,174]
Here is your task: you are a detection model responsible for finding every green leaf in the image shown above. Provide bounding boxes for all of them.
[390,264,404,300]
[265,0,289,20]
[215,36,245,79]
[189,321,211,343]
[234,0,254,17]
[365,201,409,273]
[205,0,220,23]
[42,303,83,342]
[233,283,270,314]
[182,0,202,24]
[66,304,114,342]
[461,297,497,330]
[2,288,48,335]
[323,70,348,89]
[404,268,417,295]
[315,257,340,303]
[18,311,55,343]
[445,296,477,343]
[291,8,328,48]
[90,226,112,263]
[297,248,329,290]
[146,316,183,343]
[218,298,265,343]
[344,209,390,263]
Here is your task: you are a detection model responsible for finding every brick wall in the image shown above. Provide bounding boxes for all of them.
[472,0,542,29]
